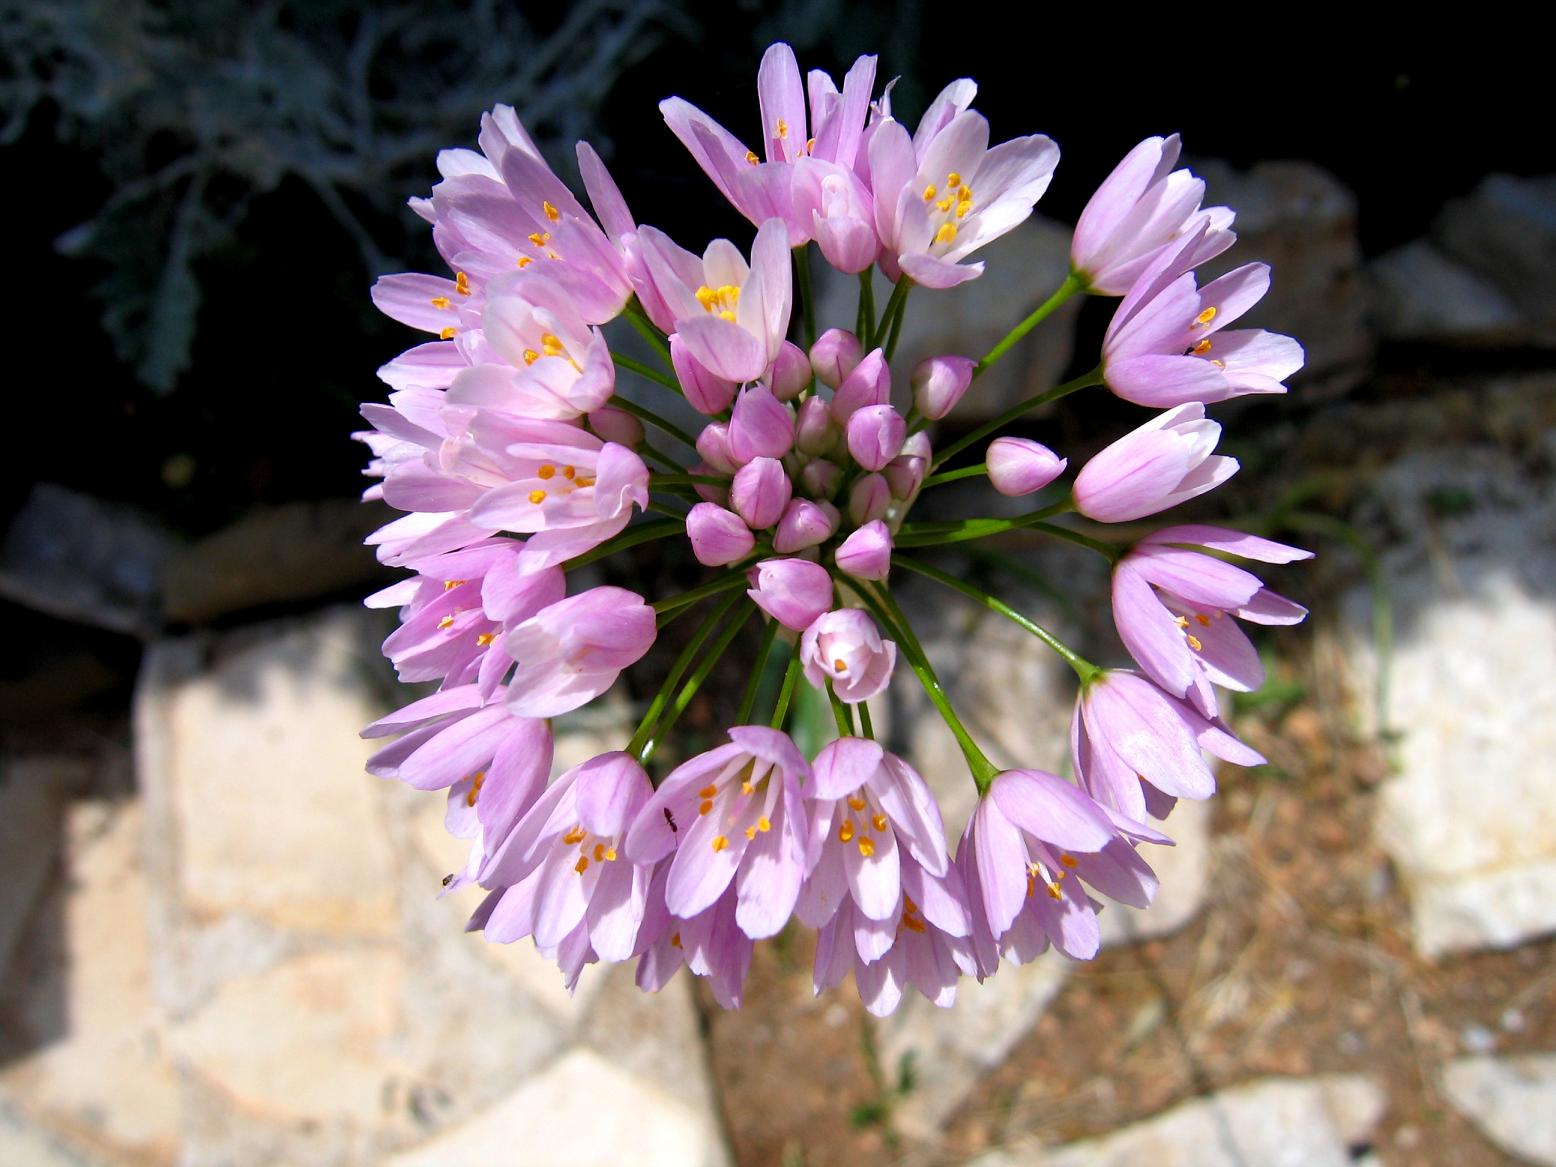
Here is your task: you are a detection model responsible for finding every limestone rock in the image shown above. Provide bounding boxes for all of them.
[1443,1053,1556,1166]
[1435,174,1556,334]
[1371,240,1529,346]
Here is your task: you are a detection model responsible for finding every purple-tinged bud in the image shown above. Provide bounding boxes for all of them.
[911,354,977,420]
[729,385,795,463]
[586,404,644,447]
[810,328,862,389]
[773,498,841,553]
[730,456,792,529]
[671,333,738,415]
[901,430,932,463]
[795,396,840,456]
[800,608,896,704]
[987,437,1068,497]
[846,404,906,472]
[1073,403,1237,523]
[747,558,833,631]
[883,452,926,500]
[830,348,891,423]
[848,473,891,525]
[686,503,756,566]
[835,520,892,581]
[800,458,842,499]
[763,340,812,402]
[689,460,729,506]
[695,422,739,474]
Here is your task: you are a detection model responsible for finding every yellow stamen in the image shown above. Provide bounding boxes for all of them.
[1186,634,1203,651]
[670,931,682,948]
[603,847,617,861]
[775,118,789,139]
[455,271,471,295]
[936,196,954,213]
[1210,358,1226,368]
[923,185,937,202]
[443,579,466,590]
[528,232,552,247]
[537,464,557,479]
[745,150,759,165]
[563,465,577,479]
[946,171,961,187]
[741,780,755,796]
[901,913,927,933]
[839,819,856,843]
[934,222,958,245]
[858,836,875,858]
[430,296,452,310]
[805,136,816,153]
[871,813,888,832]
[1060,854,1078,868]
[574,476,595,488]
[1196,613,1212,627]
[756,816,771,833]
[439,326,458,340]
[475,632,495,646]
[523,349,540,365]
[699,799,714,816]
[437,615,455,630]
[1192,338,1213,355]
[575,856,590,874]
[698,784,719,798]
[563,826,586,845]
[1195,306,1217,326]
[528,489,546,504]
[833,657,848,673]
[517,256,533,268]
[542,200,559,222]
[541,332,566,358]
[1175,615,1190,628]
[593,843,606,862]
[1047,881,1062,900]
[465,771,485,807]
[847,796,867,811]
[712,835,729,852]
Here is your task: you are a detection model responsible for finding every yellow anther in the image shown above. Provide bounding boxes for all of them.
[946,172,961,187]
[563,465,577,479]
[670,931,682,948]
[1192,338,1213,355]
[465,771,485,807]
[745,150,759,165]
[833,657,848,673]
[839,819,856,843]
[745,825,758,840]
[695,286,716,307]
[757,816,771,833]
[871,813,888,832]
[574,476,595,488]
[718,283,740,302]
[901,913,927,933]
[575,856,590,874]
[443,579,466,590]
[476,632,495,646]
[528,232,551,247]
[517,256,534,268]
[430,296,452,310]
[538,464,557,479]
[1059,854,1078,868]
[741,780,755,796]
[934,222,958,245]
[1175,615,1190,628]
[858,836,875,858]
[1186,634,1203,652]
[1047,881,1063,900]
[1195,306,1218,326]
[455,271,471,295]
[699,784,719,798]
[936,196,954,213]
[1195,613,1212,626]
[699,799,714,816]
[1210,358,1226,368]
[775,118,789,139]
[541,332,565,357]
[528,489,547,504]
[923,185,937,202]
[439,326,458,340]
[543,200,559,222]
[712,835,729,853]
[603,847,617,862]
[847,796,867,812]
[437,615,455,630]
[523,349,540,365]
[805,136,816,153]
[593,843,606,862]
[563,826,586,845]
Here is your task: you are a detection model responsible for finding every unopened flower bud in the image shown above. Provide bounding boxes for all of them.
[810,328,862,389]
[835,520,892,581]
[830,348,891,423]
[747,558,833,631]
[730,456,791,529]
[911,354,976,420]
[587,405,644,447]
[1073,403,1237,522]
[763,340,812,402]
[987,437,1067,496]
[883,452,925,500]
[689,460,729,506]
[848,473,891,525]
[845,404,906,472]
[773,498,840,552]
[729,385,795,463]
[800,458,842,499]
[800,608,896,703]
[696,422,739,474]
[686,503,756,565]
[671,333,738,415]
[795,396,839,456]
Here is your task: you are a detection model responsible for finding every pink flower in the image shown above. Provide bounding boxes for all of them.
[764,341,812,401]
[834,520,892,581]
[772,498,840,553]
[800,610,897,703]
[828,347,891,422]
[746,558,833,631]
[729,384,796,463]
[845,404,907,472]
[504,587,656,717]
[987,437,1067,497]
[1072,134,1235,296]
[627,727,813,940]
[730,456,792,529]
[911,354,976,420]
[685,503,756,566]
[810,328,862,389]
[1072,403,1237,523]
[1113,525,1312,716]
[634,874,753,1010]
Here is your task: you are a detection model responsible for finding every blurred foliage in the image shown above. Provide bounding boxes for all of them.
[0,0,680,392]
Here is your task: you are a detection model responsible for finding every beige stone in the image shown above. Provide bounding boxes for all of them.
[1443,1053,1556,1167]
[386,1047,728,1167]
[169,947,403,1124]
[136,606,397,938]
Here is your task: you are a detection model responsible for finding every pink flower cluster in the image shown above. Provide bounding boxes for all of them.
[356,44,1309,1014]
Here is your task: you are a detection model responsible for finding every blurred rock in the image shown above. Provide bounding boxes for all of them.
[974,1075,1385,1167]
[1341,447,1556,957]
[0,483,175,636]
[0,757,89,975]
[0,1098,102,1167]
[1435,174,1556,333]
[161,498,393,625]
[1371,241,1531,345]
[1443,1053,1556,1166]
[1198,160,1372,396]
[816,218,1082,424]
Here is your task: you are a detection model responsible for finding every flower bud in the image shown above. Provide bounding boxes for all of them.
[586,404,644,447]
[729,384,795,463]
[901,431,932,462]
[1073,403,1237,522]
[800,608,896,703]
[835,520,892,581]
[800,458,842,499]
[845,404,906,472]
[830,348,891,423]
[695,422,739,474]
[795,395,840,456]
[848,473,891,525]
[911,354,976,420]
[810,328,862,389]
[685,503,756,566]
[883,452,926,500]
[729,456,791,529]
[773,498,841,552]
[671,333,738,415]
[747,558,833,631]
[763,340,812,402]
[689,460,729,506]
[987,437,1067,497]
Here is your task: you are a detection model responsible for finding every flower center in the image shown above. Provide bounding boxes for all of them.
[695,284,741,322]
